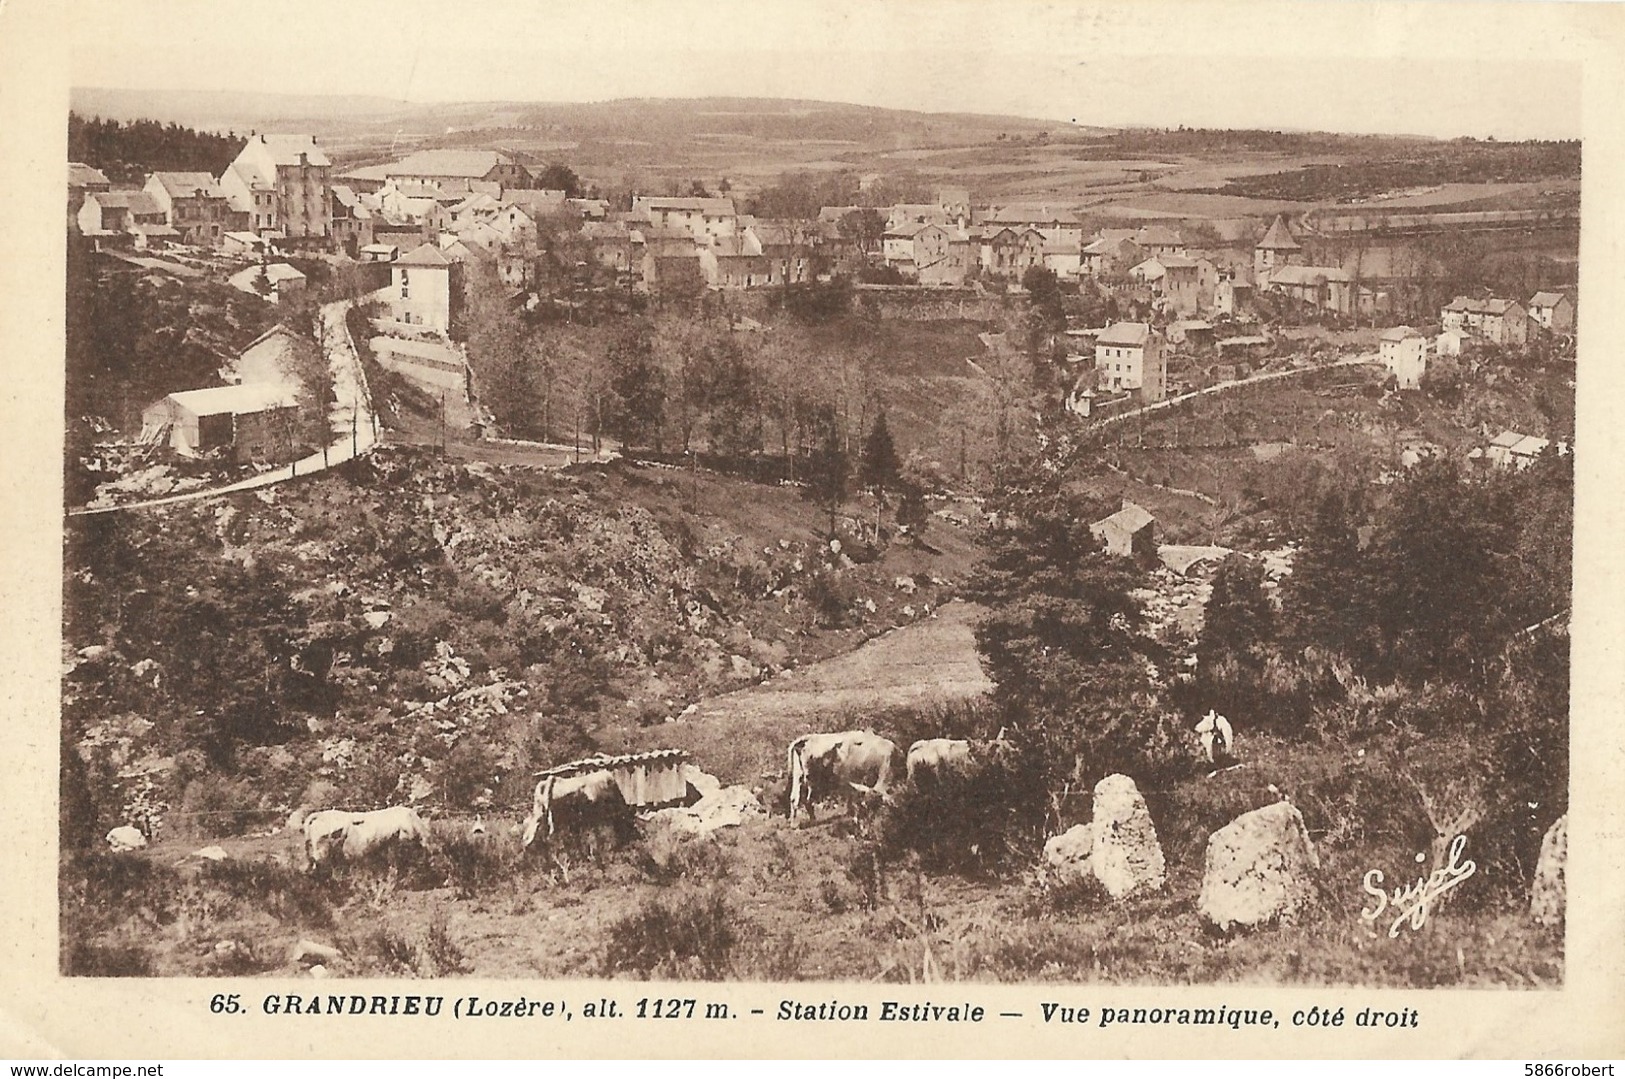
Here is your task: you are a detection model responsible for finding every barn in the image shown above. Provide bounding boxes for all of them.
[140,383,300,462]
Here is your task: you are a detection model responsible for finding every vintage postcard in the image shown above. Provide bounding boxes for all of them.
[2,0,1623,1060]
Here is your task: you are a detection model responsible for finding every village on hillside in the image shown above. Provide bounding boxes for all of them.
[60,101,1577,990]
[69,131,1576,498]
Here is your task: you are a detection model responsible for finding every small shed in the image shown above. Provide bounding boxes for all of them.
[535,749,693,809]
[140,383,299,462]
[1090,501,1157,559]
[228,262,307,303]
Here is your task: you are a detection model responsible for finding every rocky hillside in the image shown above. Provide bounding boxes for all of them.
[62,449,982,844]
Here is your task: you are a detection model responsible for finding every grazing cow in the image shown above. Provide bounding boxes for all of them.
[303,806,430,871]
[906,738,972,786]
[105,825,147,852]
[786,730,901,825]
[1196,709,1236,767]
[755,772,793,818]
[521,770,634,859]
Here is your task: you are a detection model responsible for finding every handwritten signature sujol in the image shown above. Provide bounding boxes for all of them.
[1360,834,1477,938]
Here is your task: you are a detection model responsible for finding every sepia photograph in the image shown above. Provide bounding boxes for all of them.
[47,0,1587,1002]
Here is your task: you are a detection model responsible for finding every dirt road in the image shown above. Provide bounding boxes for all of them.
[647,601,993,782]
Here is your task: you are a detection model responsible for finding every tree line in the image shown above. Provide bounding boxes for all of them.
[69,113,243,184]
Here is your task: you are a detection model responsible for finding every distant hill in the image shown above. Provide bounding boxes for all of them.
[69,88,1074,152]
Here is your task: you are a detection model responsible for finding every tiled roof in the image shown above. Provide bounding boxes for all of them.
[250,134,331,167]
[1097,322,1151,346]
[389,149,512,179]
[150,172,226,199]
[161,382,299,416]
[1095,502,1155,534]
[633,195,737,216]
[69,162,110,187]
[398,242,452,267]
[1257,215,1301,250]
[1445,295,1520,315]
[1134,225,1184,246]
[1266,264,1351,285]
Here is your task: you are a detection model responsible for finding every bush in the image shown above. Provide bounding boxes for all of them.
[638,827,725,885]
[199,858,339,927]
[439,832,519,899]
[63,852,183,925]
[601,889,739,979]
[419,912,469,976]
[63,939,156,977]
[877,747,1040,875]
[802,569,854,628]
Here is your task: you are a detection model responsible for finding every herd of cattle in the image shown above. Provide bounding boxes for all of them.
[103,715,1235,874]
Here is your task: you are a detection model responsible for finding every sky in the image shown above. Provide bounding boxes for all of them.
[66,0,1584,140]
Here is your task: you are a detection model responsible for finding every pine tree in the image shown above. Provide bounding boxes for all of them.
[805,417,848,535]
[859,409,901,541]
[967,496,1185,798]
[1280,489,1377,666]
[895,479,930,544]
[1200,554,1274,666]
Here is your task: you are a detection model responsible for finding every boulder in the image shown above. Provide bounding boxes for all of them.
[680,763,722,797]
[648,786,764,836]
[1530,813,1567,927]
[1199,801,1320,933]
[290,939,342,967]
[192,845,229,862]
[1090,774,1166,899]
[1042,822,1096,884]
[105,825,147,852]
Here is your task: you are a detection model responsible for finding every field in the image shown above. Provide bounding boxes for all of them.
[64,713,1563,986]
[72,88,1581,220]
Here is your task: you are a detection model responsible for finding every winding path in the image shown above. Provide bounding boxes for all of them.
[69,299,379,517]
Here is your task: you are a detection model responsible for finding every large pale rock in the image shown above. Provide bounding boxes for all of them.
[290,939,342,967]
[1530,814,1567,927]
[647,786,764,836]
[681,763,722,797]
[1090,774,1166,899]
[105,825,147,852]
[1042,822,1096,884]
[1199,801,1320,932]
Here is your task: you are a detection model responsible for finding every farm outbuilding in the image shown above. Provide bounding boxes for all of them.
[140,383,300,462]
[1091,501,1157,560]
[535,749,693,809]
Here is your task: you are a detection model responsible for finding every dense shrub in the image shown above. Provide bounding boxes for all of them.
[877,747,1041,875]
[601,889,739,979]
[63,939,156,977]
[199,858,339,927]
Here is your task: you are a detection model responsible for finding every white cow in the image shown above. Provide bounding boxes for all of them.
[1195,709,1235,766]
[787,730,901,825]
[302,806,430,871]
[521,770,633,852]
[905,738,972,786]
